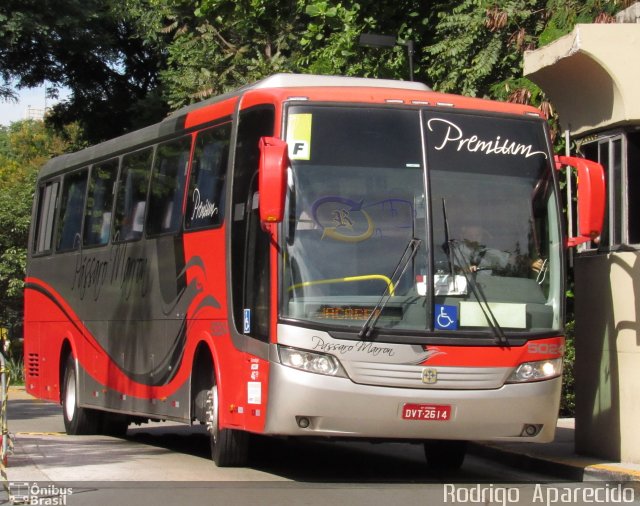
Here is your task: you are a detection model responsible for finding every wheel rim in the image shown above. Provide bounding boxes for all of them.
[206,385,219,444]
[64,368,76,422]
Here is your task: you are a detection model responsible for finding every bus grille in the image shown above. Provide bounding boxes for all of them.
[27,353,40,377]
[345,362,511,390]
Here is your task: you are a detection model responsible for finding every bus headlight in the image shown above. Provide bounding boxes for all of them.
[507,358,563,383]
[278,346,347,377]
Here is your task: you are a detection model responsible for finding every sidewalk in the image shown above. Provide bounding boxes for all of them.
[470,418,640,482]
[6,385,33,401]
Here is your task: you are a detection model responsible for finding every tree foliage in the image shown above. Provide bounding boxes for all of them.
[152,0,298,108]
[2,0,629,135]
[0,121,84,335]
[424,0,539,97]
[129,0,431,109]
[0,0,168,143]
[424,0,626,99]
[128,0,628,115]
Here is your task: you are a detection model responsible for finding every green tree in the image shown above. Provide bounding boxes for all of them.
[2,0,629,136]
[424,0,538,97]
[424,0,625,101]
[158,0,296,108]
[0,120,84,343]
[128,0,627,113]
[297,1,435,81]
[0,85,16,103]
[128,0,433,109]
[0,0,168,143]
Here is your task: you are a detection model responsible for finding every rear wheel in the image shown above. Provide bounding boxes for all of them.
[423,440,467,472]
[62,356,99,435]
[206,380,249,467]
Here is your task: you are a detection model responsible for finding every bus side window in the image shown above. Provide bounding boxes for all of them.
[113,148,153,242]
[185,123,231,230]
[83,158,118,247]
[33,180,60,254]
[146,136,192,237]
[56,169,89,252]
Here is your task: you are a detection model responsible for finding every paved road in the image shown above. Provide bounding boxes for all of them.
[3,391,616,506]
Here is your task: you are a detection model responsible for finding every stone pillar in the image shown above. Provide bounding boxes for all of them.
[574,252,640,463]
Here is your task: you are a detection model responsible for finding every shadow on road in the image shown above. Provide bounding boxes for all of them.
[126,424,494,483]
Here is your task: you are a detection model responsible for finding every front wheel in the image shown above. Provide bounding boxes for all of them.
[423,440,467,472]
[62,356,99,435]
[206,382,249,467]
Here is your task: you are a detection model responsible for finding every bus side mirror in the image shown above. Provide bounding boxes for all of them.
[555,155,606,247]
[258,136,288,226]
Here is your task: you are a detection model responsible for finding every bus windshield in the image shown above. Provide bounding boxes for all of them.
[281,105,561,336]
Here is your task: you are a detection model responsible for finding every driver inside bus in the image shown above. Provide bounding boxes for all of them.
[451,223,546,277]
[457,224,511,273]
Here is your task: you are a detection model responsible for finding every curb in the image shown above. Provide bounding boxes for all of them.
[469,442,640,483]
[583,463,640,483]
[469,442,585,481]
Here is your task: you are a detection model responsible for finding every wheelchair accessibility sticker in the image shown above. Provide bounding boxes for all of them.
[435,304,458,330]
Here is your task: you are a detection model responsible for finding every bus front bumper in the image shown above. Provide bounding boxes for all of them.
[263,362,561,442]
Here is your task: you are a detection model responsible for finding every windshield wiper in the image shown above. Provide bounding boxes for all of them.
[448,240,508,345]
[441,198,508,346]
[359,237,422,340]
[442,198,456,278]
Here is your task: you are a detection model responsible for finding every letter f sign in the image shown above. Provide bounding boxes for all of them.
[289,141,310,160]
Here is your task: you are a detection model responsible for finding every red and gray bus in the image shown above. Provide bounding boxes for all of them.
[23,74,605,469]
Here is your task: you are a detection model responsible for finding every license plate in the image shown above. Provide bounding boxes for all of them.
[402,403,451,421]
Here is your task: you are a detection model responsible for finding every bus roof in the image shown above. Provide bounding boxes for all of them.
[167,73,431,119]
[38,74,430,180]
[37,74,540,180]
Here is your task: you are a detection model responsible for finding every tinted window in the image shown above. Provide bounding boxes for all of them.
[287,105,422,168]
[113,148,153,242]
[185,123,231,230]
[56,170,88,252]
[33,181,59,254]
[83,159,118,247]
[146,136,191,236]
[628,132,640,244]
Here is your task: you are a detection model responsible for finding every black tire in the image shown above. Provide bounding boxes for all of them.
[423,440,467,472]
[61,356,99,435]
[206,381,249,467]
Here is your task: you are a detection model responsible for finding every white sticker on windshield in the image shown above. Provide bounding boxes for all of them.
[287,114,312,161]
[460,302,527,329]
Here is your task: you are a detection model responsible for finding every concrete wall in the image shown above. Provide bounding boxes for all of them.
[574,252,640,463]
[524,24,640,136]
